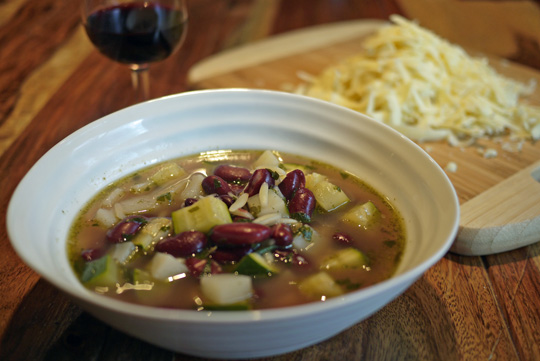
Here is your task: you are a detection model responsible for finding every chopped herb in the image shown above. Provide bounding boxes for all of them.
[156,192,172,202]
[268,169,280,180]
[297,225,313,241]
[160,225,171,232]
[131,217,148,225]
[292,212,311,223]
[340,171,349,179]
[213,178,222,189]
[334,185,342,192]
[383,240,396,247]
[188,206,200,213]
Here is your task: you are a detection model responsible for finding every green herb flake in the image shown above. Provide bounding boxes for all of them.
[297,225,313,241]
[188,206,200,213]
[268,169,280,180]
[292,213,311,224]
[156,192,172,202]
[340,172,350,179]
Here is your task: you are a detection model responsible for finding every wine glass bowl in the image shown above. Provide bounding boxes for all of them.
[81,0,188,101]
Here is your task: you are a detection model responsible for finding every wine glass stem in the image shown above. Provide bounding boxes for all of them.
[130,64,150,101]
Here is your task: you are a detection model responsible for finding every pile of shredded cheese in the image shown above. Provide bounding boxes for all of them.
[294,15,540,147]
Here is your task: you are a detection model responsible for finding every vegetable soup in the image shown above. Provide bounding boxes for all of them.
[68,150,405,310]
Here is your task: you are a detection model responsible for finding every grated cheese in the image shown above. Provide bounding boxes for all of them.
[294,15,540,147]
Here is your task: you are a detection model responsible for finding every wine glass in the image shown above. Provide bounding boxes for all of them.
[81,0,188,101]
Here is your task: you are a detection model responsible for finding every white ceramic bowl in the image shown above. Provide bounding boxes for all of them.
[7,89,459,359]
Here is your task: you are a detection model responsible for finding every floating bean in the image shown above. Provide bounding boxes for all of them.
[184,198,198,207]
[155,230,207,257]
[271,223,293,247]
[288,187,316,222]
[278,169,306,200]
[274,249,312,271]
[228,183,245,195]
[218,194,235,207]
[332,232,352,245]
[106,215,148,243]
[81,248,104,262]
[202,175,232,196]
[214,165,252,183]
[244,169,275,196]
[211,223,271,245]
[185,257,222,277]
[210,245,253,263]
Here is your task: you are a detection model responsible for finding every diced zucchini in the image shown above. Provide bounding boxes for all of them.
[80,254,121,288]
[171,196,232,234]
[132,217,172,251]
[200,274,253,305]
[235,253,280,276]
[132,268,153,284]
[343,201,381,229]
[305,172,327,190]
[311,179,350,212]
[111,241,137,264]
[320,248,369,270]
[298,272,344,299]
[149,162,186,185]
[148,252,188,281]
[247,188,289,218]
[253,150,280,169]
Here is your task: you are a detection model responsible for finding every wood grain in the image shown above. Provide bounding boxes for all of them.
[2,0,540,360]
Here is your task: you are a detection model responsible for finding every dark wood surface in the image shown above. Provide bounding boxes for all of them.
[1,1,540,360]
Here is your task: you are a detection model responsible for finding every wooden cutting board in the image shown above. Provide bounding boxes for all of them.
[188,20,540,256]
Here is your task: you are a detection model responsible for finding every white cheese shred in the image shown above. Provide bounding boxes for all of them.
[294,15,540,146]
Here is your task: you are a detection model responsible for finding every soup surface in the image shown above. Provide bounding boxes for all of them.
[68,150,405,310]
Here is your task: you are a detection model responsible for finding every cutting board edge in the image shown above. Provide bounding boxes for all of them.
[188,19,388,84]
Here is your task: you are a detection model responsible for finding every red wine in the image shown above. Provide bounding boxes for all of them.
[85,3,187,65]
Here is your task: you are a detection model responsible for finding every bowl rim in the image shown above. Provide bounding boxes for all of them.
[7,88,460,323]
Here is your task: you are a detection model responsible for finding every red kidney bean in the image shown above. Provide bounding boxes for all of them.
[214,165,252,183]
[218,194,235,207]
[185,257,222,277]
[155,231,207,257]
[202,175,232,196]
[244,169,275,196]
[228,183,245,195]
[278,169,306,200]
[211,245,253,263]
[274,249,312,272]
[106,215,148,243]
[184,197,198,207]
[210,223,271,246]
[81,248,105,262]
[288,187,316,222]
[271,223,293,247]
[332,232,353,245]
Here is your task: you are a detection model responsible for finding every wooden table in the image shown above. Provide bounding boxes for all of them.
[1,1,540,360]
